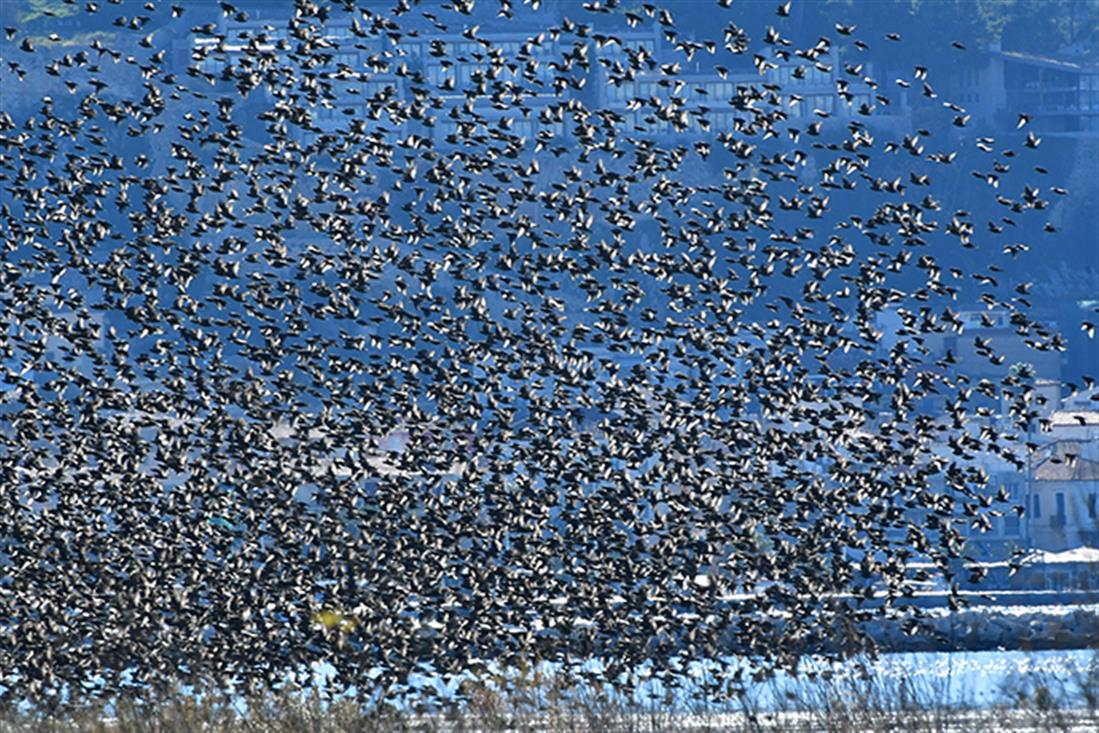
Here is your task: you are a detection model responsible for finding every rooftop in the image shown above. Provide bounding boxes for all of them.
[996,49,1099,73]
[1050,410,1099,427]
[1033,451,1099,481]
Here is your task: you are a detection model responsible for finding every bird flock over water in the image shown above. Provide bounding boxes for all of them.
[0,0,1082,710]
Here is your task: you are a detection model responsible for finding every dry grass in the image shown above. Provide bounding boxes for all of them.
[2,654,1097,733]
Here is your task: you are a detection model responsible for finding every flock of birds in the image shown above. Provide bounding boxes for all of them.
[0,0,1085,710]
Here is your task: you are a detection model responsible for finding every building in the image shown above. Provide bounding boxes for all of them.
[876,307,1063,384]
[1028,441,1099,550]
[943,42,1099,136]
[191,3,574,149]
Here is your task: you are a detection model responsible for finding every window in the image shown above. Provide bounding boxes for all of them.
[853,93,871,107]
[958,69,981,88]
[810,94,835,114]
[1046,492,1063,527]
[606,81,634,102]
[773,64,830,86]
[1089,493,1097,520]
[1004,515,1021,535]
[510,120,534,140]
[1032,494,1041,519]
[334,52,359,68]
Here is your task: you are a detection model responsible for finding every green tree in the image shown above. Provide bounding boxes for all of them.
[997,0,1099,56]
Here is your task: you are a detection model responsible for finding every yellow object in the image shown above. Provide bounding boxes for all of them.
[312,609,357,633]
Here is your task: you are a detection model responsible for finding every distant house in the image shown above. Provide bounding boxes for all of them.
[942,42,1099,136]
[1050,390,1099,440]
[878,307,1064,383]
[1028,441,1099,550]
[947,309,1061,382]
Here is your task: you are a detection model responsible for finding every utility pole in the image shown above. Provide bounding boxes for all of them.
[1025,413,1032,551]
[1012,361,1036,551]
